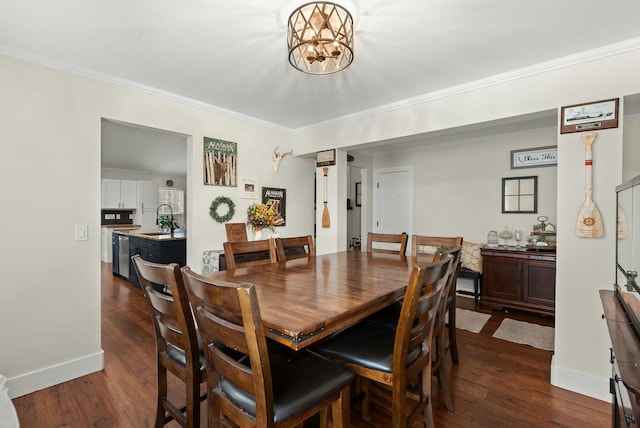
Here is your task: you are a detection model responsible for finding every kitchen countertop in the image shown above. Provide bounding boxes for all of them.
[113,229,186,241]
[101,224,141,229]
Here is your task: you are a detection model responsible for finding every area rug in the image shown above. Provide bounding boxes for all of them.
[455,308,491,333]
[493,318,554,351]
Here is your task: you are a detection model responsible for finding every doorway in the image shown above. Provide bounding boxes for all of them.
[100,119,189,264]
[372,166,414,250]
[347,165,362,248]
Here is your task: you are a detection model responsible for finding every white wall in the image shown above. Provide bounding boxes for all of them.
[293,49,640,400]
[623,114,640,181]
[0,54,314,397]
[2,45,640,400]
[371,128,558,244]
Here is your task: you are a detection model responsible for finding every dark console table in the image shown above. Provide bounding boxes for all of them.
[480,247,556,315]
[601,290,640,427]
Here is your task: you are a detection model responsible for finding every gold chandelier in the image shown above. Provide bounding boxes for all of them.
[287,2,354,74]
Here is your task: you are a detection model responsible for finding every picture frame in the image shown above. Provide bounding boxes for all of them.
[502,176,537,214]
[511,146,557,169]
[240,177,259,199]
[316,149,336,167]
[355,182,362,207]
[262,187,286,227]
[203,137,237,186]
[560,98,619,134]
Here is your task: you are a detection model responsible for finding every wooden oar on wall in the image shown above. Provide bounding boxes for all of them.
[322,167,331,228]
[575,132,603,238]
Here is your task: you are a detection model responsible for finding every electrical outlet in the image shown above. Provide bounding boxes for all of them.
[75,224,88,241]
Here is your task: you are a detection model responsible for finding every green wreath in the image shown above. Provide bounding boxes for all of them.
[209,196,235,223]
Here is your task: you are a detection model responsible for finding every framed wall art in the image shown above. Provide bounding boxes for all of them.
[316,149,336,167]
[240,177,259,199]
[203,137,237,186]
[511,146,557,169]
[262,187,286,226]
[560,98,619,134]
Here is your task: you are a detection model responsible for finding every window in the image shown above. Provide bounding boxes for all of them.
[502,176,537,214]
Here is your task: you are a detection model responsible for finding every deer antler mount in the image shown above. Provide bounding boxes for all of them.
[272,146,294,172]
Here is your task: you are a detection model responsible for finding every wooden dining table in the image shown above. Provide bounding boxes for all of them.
[203,250,426,350]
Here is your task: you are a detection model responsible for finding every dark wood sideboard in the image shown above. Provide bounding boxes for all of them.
[601,289,640,427]
[480,247,556,315]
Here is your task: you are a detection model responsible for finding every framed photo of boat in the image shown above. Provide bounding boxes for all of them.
[560,98,619,134]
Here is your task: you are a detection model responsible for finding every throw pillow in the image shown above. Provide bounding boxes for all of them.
[461,241,484,273]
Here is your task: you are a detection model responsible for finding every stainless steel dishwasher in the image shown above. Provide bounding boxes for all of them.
[118,235,129,278]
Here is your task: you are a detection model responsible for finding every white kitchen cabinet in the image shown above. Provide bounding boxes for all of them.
[101,179,137,209]
[135,181,160,229]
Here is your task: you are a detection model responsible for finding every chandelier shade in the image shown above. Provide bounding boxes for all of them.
[287,2,354,74]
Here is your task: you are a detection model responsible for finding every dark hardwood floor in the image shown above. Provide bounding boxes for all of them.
[12,263,610,427]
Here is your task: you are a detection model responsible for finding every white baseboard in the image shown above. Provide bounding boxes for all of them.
[6,350,104,399]
[550,355,611,402]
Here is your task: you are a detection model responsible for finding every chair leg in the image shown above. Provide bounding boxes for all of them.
[185,373,200,428]
[447,301,460,364]
[330,384,350,428]
[209,393,221,428]
[422,367,435,428]
[436,360,453,411]
[361,377,371,421]
[156,365,168,428]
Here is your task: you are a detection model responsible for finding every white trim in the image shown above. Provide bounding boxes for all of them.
[550,355,611,402]
[6,350,104,399]
[2,37,639,135]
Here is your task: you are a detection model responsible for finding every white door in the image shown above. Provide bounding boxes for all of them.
[372,167,413,250]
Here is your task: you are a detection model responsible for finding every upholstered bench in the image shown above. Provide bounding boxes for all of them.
[457,242,484,307]
[202,250,224,274]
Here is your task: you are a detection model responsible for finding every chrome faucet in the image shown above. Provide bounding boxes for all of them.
[156,204,175,234]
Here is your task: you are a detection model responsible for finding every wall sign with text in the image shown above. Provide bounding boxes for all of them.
[510,146,557,169]
[262,187,286,226]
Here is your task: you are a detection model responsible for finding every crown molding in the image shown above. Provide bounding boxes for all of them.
[2,37,640,136]
[294,37,640,134]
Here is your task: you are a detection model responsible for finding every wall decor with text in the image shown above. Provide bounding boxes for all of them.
[511,146,557,169]
[204,137,237,186]
[262,187,286,226]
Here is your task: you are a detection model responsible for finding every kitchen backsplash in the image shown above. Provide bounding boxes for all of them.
[101,209,134,225]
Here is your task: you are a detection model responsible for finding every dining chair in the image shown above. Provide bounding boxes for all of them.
[275,235,315,261]
[366,232,409,255]
[430,246,462,411]
[225,222,248,242]
[181,267,355,428]
[132,255,206,428]
[223,237,278,270]
[315,255,453,428]
[412,235,463,258]
[412,235,464,364]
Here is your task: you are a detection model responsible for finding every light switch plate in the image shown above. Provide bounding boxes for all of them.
[75,224,88,241]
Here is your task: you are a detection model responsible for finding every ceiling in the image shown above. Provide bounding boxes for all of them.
[2,0,639,132]
[3,1,640,174]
